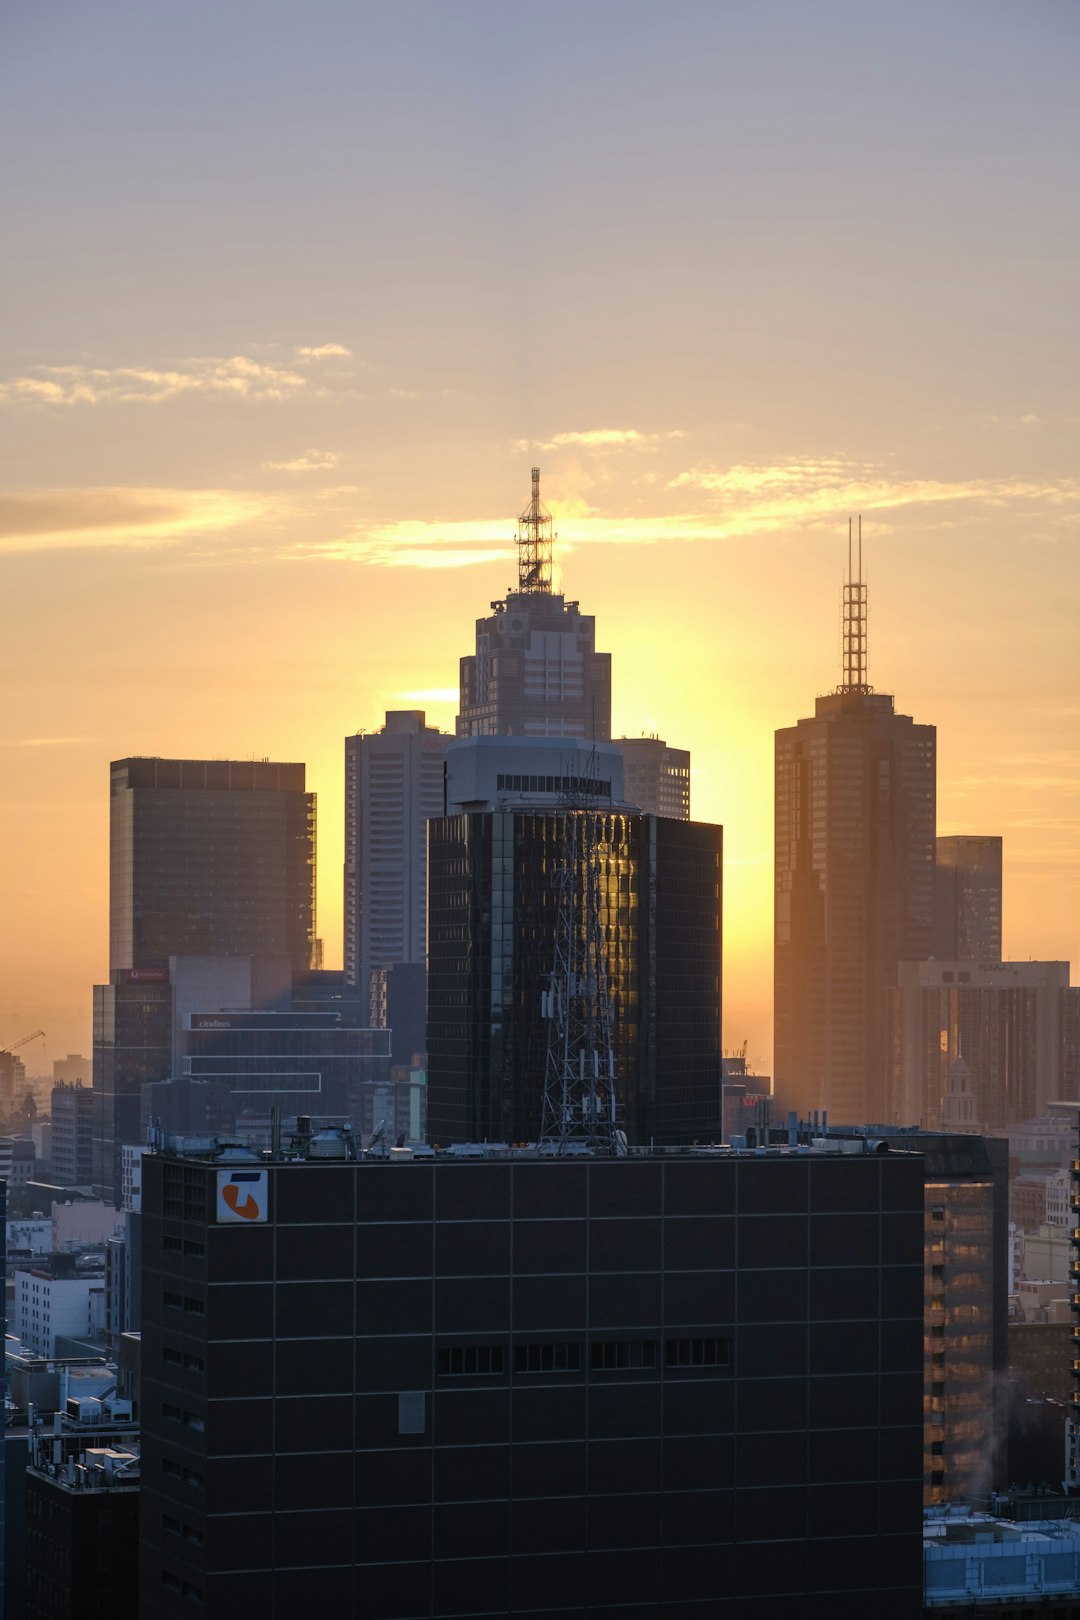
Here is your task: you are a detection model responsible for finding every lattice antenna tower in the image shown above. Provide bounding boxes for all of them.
[517,466,554,594]
[837,514,872,694]
[539,751,621,1152]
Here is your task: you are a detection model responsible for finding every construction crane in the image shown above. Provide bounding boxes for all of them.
[0,1030,45,1057]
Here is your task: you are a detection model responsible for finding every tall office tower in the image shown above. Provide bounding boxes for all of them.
[774,527,936,1124]
[934,834,1003,960]
[456,469,612,740]
[616,735,691,818]
[139,1141,925,1618]
[343,712,449,1031]
[887,958,1073,1128]
[109,757,316,974]
[427,739,722,1146]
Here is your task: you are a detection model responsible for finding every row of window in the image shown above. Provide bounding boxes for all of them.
[495,774,612,798]
[162,1235,205,1257]
[161,1402,204,1434]
[161,1570,203,1604]
[162,1458,203,1487]
[162,1291,205,1315]
[437,1338,731,1378]
[161,1513,204,1546]
[162,1346,205,1373]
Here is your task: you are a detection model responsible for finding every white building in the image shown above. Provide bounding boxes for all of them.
[14,1270,105,1357]
[615,736,691,819]
[443,735,629,815]
[7,1218,52,1255]
[344,711,449,1008]
[52,1199,124,1252]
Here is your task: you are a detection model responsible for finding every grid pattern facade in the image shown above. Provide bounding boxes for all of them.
[774,690,936,1125]
[109,758,316,976]
[457,593,611,741]
[343,715,448,996]
[92,975,172,1203]
[617,737,691,819]
[426,811,722,1147]
[138,1151,926,1619]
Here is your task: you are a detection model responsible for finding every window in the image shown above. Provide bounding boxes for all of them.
[162,1513,182,1535]
[665,1337,731,1369]
[183,1353,205,1374]
[162,1402,182,1422]
[162,1290,183,1310]
[591,1340,656,1372]
[437,1345,506,1377]
[183,1466,204,1488]
[162,1346,182,1366]
[183,1239,205,1257]
[163,1235,182,1254]
[161,1458,182,1480]
[514,1342,581,1374]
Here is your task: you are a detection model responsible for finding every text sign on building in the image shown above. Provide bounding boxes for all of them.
[216,1169,268,1224]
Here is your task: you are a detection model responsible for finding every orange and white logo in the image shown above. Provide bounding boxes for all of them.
[215,1169,268,1224]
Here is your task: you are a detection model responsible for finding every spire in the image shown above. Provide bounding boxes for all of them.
[516,466,554,594]
[837,515,872,694]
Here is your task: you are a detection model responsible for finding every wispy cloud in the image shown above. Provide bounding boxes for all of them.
[294,343,352,359]
[513,428,684,453]
[290,456,1079,572]
[0,736,88,748]
[0,488,267,552]
[262,449,340,473]
[396,687,460,703]
[0,347,352,409]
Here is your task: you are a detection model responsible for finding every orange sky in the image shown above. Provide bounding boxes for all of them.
[2,1,1078,1074]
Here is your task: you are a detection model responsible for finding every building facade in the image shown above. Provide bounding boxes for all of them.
[139,1145,926,1618]
[888,959,1073,1129]
[343,711,449,1010]
[50,1082,94,1186]
[426,809,723,1147]
[616,735,691,819]
[774,687,936,1126]
[108,756,316,975]
[934,835,1003,961]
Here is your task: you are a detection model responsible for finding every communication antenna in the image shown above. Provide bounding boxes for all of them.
[539,753,620,1152]
[517,466,554,594]
[837,515,872,694]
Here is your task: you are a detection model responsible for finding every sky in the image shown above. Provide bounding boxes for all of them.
[2,0,1078,1075]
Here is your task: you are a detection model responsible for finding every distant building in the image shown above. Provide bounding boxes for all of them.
[52,1054,90,1086]
[343,711,449,1014]
[14,1270,105,1359]
[934,835,1003,961]
[50,1082,94,1186]
[108,756,316,975]
[456,469,612,742]
[616,735,691,819]
[888,959,1073,1129]
[774,551,936,1125]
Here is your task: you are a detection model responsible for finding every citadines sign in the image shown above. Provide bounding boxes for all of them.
[215,1169,269,1224]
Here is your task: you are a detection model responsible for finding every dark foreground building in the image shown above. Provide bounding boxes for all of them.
[139,1144,925,1618]
[427,810,723,1146]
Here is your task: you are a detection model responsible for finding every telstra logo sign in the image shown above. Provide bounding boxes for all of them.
[215,1169,268,1224]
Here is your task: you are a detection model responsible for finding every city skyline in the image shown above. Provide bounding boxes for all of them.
[3,0,1078,1069]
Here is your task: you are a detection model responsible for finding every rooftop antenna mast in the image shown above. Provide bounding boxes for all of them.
[539,761,620,1153]
[517,466,554,594]
[838,514,872,694]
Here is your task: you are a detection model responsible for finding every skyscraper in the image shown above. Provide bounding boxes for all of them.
[774,526,936,1124]
[456,469,612,740]
[109,757,316,975]
[616,735,691,818]
[97,758,317,1199]
[343,712,449,1019]
[934,834,1003,960]
[427,749,723,1147]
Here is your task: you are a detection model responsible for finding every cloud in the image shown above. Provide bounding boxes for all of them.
[0,349,352,409]
[0,736,88,748]
[513,428,684,453]
[294,343,352,359]
[0,488,266,552]
[262,449,340,473]
[396,687,460,703]
[284,453,1080,573]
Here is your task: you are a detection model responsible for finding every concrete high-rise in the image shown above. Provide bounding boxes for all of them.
[934,834,1003,960]
[343,712,449,1019]
[456,469,611,741]
[774,529,936,1124]
[109,757,316,975]
[616,735,691,818]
